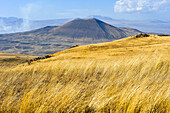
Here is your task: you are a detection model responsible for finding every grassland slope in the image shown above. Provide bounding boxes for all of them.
[0,34,169,112]
[0,53,36,74]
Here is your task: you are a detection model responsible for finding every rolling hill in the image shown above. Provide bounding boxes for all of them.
[0,34,169,112]
[0,18,142,56]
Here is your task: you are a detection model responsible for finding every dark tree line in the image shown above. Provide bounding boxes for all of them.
[27,55,51,65]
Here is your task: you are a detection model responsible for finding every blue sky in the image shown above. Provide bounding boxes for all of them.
[0,0,170,21]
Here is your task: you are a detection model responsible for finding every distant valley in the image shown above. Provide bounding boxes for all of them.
[0,18,141,56]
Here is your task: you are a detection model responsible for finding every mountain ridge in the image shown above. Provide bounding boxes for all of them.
[1,16,170,34]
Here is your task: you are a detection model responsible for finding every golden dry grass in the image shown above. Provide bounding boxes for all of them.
[0,53,37,74]
[0,35,170,112]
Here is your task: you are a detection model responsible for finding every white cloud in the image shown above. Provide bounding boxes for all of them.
[114,0,168,12]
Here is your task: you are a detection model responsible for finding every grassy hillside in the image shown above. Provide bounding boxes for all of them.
[0,34,169,112]
[0,53,36,74]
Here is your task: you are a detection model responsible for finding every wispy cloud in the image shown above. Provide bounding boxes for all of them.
[114,0,168,12]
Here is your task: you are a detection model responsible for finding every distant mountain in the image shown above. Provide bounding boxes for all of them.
[0,17,71,34]
[151,20,169,23]
[86,15,170,34]
[1,16,170,34]
[47,18,141,40]
[0,18,142,56]
[0,17,24,34]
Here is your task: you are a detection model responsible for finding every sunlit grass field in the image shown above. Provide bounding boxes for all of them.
[0,53,36,74]
[0,35,169,112]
